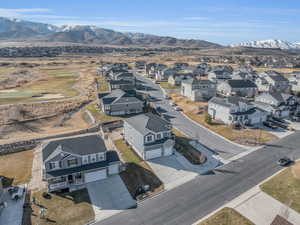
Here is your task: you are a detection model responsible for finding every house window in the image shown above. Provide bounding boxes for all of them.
[146,135,153,142]
[67,159,78,167]
[157,133,162,139]
[82,156,89,164]
[98,153,105,161]
[91,154,97,162]
[49,162,56,170]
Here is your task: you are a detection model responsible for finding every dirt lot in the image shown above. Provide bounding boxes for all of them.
[0,149,34,188]
[169,93,278,146]
[114,139,164,199]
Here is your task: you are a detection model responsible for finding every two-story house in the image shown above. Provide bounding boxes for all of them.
[155,68,177,81]
[258,71,290,93]
[208,71,232,83]
[42,135,122,192]
[208,96,268,125]
[181,78,216,101]
[100,89,144,116]
[124,113,175,160]
[254,92,297,118]
[217,79,257,97]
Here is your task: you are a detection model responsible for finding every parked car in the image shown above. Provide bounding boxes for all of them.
[170,102,177,107]
[164,95,171,100]
[277,157,293,166]
[8,186,24,200]
[175,106,183,111]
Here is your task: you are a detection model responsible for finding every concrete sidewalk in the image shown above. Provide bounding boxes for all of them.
[228,186,300,225]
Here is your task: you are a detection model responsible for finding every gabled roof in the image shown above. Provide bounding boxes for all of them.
[182,78,213,85]
[102,89,142,105]
[210,96,251,108]
[226,79,257,88]
[125,113,171,135]
[43,135,107,162]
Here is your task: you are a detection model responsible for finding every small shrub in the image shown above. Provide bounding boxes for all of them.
[204,113,212,125]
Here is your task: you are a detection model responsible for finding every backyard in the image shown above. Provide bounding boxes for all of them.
[114,139,164,199]
[169,93,278,146]
[199,207,254,225]
[260,161,300,213]
[0,149,34,188]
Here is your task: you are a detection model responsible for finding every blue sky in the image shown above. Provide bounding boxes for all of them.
[0,0,300,45]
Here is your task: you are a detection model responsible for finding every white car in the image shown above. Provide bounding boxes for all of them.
[170,102,177,107]
[175,106,182,111]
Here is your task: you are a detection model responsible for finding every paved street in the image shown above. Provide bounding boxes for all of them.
[134,73,246,159]
[96,131,300,225]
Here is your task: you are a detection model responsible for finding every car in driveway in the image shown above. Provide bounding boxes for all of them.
[170,102,177,107]
[174,106,182,111]
[277,157,293,166]
[165,95,171,100]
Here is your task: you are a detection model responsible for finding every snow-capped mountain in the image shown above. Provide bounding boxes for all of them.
[232,40,300,50]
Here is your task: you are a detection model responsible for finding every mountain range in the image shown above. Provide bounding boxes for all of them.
[0,17,220,48]
[231,39,300,50]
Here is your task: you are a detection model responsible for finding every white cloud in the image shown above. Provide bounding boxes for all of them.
[0,8,51,18]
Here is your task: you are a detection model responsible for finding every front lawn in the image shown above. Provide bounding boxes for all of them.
[260,161,300,213]
[169,93,278,146]
[97,75,109,93]
[114,139,163,199]
[30,189,94,225]
[0,150,34,188]
[172,129,206,165]
[199,207,254,225]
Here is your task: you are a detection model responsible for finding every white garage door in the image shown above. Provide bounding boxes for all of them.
[145,149,162,160]
[108,164,119,175]
[85,169,107,183]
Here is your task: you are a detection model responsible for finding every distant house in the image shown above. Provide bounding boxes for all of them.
[257,71,290,92]
[254,92,297,118]
[181,78,216,101]
[168,74,182,86]
[124,113,175,160]
[208,71,232,83]
[0,177,4,206]
[208,96,268,125]
[42,135,122,192]
[111,72,135,83]
[135,61,146,70]
[109,79,135,92]
[217,79,257,97]
[173,62,189,70]
[155,68,176,81]
[100,89,144,116]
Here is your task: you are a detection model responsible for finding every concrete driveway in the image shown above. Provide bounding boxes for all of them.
[87,175,136,222]
[148,155,198,190]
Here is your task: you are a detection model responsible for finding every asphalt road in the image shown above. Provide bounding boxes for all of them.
[96,131,300,225]
[134,73,245,159]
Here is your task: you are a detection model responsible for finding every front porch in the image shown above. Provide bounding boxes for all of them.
[47,172,84,192]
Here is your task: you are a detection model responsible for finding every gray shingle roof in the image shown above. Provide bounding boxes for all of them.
[43,135,107,161]
[102,89,142,105]
[125,113,171,135]
[227,79,257,88]
[182,78,212,85]
[210,96,250,108]
[45,151,120,179]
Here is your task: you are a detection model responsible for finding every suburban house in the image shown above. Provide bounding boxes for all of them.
[168,73,192,86]
[217,79,257,97]
[100,89,144,116]
[208,96,268,125]
[108,68,128,78]
[258,71,290,92]
[43,135,122,192]
[135,61,146,71]
[208,71,232,83]
[124,113,175,160]
[173,62,189,71]
[109,79,135,92]
[110,72,136,83]
[155,68,177,81]
[181,78,216,101]
[254,92,298,118]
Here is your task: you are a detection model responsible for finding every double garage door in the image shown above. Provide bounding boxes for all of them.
[85,169,107,183]
[145,147,173,160]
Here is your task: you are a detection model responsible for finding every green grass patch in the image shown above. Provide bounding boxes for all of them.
[199,207,254,225]
[260,163,300,213]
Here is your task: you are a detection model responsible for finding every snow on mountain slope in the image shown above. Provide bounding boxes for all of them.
[232,39,300,50]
